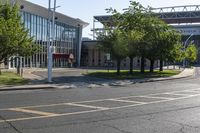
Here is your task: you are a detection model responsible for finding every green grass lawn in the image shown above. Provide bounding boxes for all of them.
[86,69,181,80]
[0,72,28,85]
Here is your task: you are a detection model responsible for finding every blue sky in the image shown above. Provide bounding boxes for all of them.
[28,0,200,38]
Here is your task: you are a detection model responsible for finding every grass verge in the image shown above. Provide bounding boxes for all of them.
[86,70,181,80]
[0,72,28,85]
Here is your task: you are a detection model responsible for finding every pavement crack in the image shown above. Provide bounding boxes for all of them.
[0,115,23,133]
[101,123,133,133]
[164,119,200,133]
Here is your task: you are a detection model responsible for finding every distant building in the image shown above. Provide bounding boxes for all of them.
[81,41,160,68]
[3,0,88,69]
[81,6,200,68]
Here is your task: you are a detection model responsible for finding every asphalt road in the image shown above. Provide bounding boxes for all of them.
[1,67,200,133]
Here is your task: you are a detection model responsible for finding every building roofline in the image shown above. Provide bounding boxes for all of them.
[16,0,89,28]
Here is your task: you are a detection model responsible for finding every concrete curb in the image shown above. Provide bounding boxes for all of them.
[0,68,194,91]
[139,68,194,84]
[0,85,55,91]
[92,68,194,87]
[136,75,193,83]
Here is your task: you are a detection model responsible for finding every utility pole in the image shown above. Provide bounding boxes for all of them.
[47,0,52,83]
[52,0,56,54]
[47,0,57,82]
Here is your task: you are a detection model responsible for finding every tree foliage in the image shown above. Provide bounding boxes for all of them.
[97,0,184,74]
[185,43,198,64]
[97,29,128,75]
[0,1,37,64]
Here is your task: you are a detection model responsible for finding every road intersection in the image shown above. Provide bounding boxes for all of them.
[0,67,200,133]
[1,87,200,124]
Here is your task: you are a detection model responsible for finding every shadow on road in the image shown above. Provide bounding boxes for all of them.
[32,71,113,85]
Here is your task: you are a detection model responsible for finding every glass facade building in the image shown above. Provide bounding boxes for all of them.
[8,0,88,68]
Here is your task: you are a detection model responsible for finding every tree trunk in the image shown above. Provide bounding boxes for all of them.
[140,56,145,73]
[150,60,154,73]
[17,64,20,75]
[0,68,1,75]
[159,59,163,71]
[116,59,121,75]
[173,62,176,69]
[167,62,169,69]
[129,56,133,74]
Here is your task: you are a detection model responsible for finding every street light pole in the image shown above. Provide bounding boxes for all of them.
[47,0,52,82]
[52,0,56,52]
[183,33,194,68]
[47,0,59,83]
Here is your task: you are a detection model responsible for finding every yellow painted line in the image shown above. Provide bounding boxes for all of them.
[17,103,66,109]
[0,88,200,112]
[0,103,67,111]
[9,108,57,116]
[0,109,102,123]
[1,94,200,123]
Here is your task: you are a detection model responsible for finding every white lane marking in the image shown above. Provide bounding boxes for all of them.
[187,89,200,93]
[1,88,200,111]
[172,91,200,95]
[182,90,200,93]
[0,109,103,123]
[112,94,200,109]
[65,103,109,110]
[9,108,57,116]
[108,99,146,104]
[164,92,189,96]
[0,103,66,111]
[139,95,174,100]
[74,99,110,104]
[1,93,200,123]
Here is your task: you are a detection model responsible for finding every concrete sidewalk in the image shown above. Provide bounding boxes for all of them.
[107,68,194,86]
[140,67,194,82]
[0,67,195,91]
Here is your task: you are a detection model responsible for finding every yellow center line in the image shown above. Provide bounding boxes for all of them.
[9,108,58,116]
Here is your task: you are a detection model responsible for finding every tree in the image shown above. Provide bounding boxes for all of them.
[0,1,37,74]
[139,13,182,72]
[170,43,185,65]
[106,1,149,73]
[138,15,161,73]
[185,43,198,66]
[156,29,181,71]
[104,1,183,73]
[126,30,144,74]
[97,29,128,75]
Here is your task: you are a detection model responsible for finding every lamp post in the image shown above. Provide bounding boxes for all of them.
[52,0,56,57]
[47,0,59,82]
[183,33,194,68]
[47,0,52,82]
[47,0,52,83]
